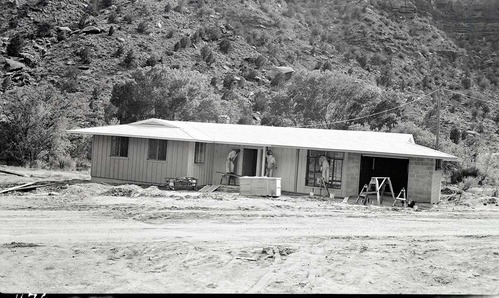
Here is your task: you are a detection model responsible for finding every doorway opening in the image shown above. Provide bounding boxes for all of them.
[359,156,409,195]
[242,148,258,176]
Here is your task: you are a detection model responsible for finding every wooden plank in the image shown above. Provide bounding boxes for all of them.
[0,182,36,194]
[0,168,29,177]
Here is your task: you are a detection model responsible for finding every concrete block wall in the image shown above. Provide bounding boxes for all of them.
[408,157,440,203]
[344,153,361,197]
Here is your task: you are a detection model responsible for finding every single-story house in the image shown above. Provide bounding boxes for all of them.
[68,118,458,203]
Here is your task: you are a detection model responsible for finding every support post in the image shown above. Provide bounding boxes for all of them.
[436,90,441,150]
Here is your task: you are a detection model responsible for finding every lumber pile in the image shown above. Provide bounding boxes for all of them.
[0,182,49,194]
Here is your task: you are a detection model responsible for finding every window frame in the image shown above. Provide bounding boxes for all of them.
[148,139,168,161]
[110,136,129,158]
[435,159,442,171]
[194,142,206,164]
[305,150,344,189]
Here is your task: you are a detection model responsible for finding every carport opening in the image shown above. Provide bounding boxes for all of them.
[358,156,408,196]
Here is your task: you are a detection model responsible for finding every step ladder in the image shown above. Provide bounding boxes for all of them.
[392,187,407,207]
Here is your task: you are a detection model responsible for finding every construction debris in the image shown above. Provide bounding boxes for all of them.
[0,182,49,194]
[0,168,30,177]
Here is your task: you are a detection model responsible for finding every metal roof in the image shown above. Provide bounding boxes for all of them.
[68,118,458,161]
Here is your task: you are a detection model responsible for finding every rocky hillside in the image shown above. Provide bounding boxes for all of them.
[0,0,498,168]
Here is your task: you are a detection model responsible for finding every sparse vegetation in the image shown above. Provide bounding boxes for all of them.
[6,34,24,57]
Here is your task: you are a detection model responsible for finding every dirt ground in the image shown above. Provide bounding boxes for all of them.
[0,167,498,294]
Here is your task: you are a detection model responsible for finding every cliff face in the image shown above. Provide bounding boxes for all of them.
[413,0,499,43]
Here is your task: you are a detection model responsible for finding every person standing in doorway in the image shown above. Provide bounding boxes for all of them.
[226,149,240,174]
[265,150,277,177]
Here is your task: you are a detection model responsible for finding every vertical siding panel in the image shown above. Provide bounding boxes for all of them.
[97,135,104,178]
[104,136,111,179]
[139,138,146,183]
[92,136,99,177]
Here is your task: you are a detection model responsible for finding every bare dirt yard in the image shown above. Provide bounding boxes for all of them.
[1,167,498,294]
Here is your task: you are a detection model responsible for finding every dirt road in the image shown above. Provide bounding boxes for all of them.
[0,171,498,294]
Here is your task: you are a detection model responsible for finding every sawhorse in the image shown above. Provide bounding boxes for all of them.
[217,171,240,186]
[355,177,396,206]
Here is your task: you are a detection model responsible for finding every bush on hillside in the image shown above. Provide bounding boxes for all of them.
[137,21,149,34]
[7,34,24,57]
[218,39,232,54]
[122,49,137,69]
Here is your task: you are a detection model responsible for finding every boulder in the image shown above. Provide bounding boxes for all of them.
[4,58,25,71]
[57,26,73,33]
[81,26,101,34]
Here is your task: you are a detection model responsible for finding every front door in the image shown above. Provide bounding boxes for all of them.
[242,149,258,176]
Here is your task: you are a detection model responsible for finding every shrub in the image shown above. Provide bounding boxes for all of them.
[355,52,368,69]
[57,30,67,41]
[254,55,266,68]
[210,77,218,88]
[173,41,181,51]
[137,21,148,34]
[60,67,80,93]
[218,39,232,54]
[450,127,460,144]
[108,11,117,23]
[37,21,53,37]
[114,44,124,57]
[145,55,159,67]
[2,76,12,93]
[8,18,18,29]
[78,13,89,29]
[7,34,24,57]
[173,3,184,13]
[201,45,212,60]
[124,14,134,24]
[321,61,333,71]
[205,26,222,41]
[179,36,191,48]
[166,29,175,39]
[223,73,237,89]
[52,155,76,170]
[164,3,172,12]
[108,25,115,36]
[271,72,285,87]
[101,0,114,8]
[122,49,137,69]
[77,46,92,64]
[190,30,201,44]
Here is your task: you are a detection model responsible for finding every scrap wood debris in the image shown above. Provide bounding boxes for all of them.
[0,167,30,177]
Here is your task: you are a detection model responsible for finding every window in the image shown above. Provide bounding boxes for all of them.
[111,136,129,157]
[306,150,344,189]
[435,159,442,170]
[148,139,167,161]
[194,142,206,164]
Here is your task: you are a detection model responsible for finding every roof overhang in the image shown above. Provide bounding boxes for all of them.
[67,119,459,162]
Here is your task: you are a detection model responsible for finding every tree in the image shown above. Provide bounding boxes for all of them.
[266,70,380,129]
[450,127,461,144]
[109,66,216,123]
[0,85,74,166]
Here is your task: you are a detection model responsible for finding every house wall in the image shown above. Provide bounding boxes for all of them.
[191,143,215,186]
[343,152,362,197]
[91,135,189,185]
[91,135,442,203]
[407,157,440,203]
[270,147,299,192]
